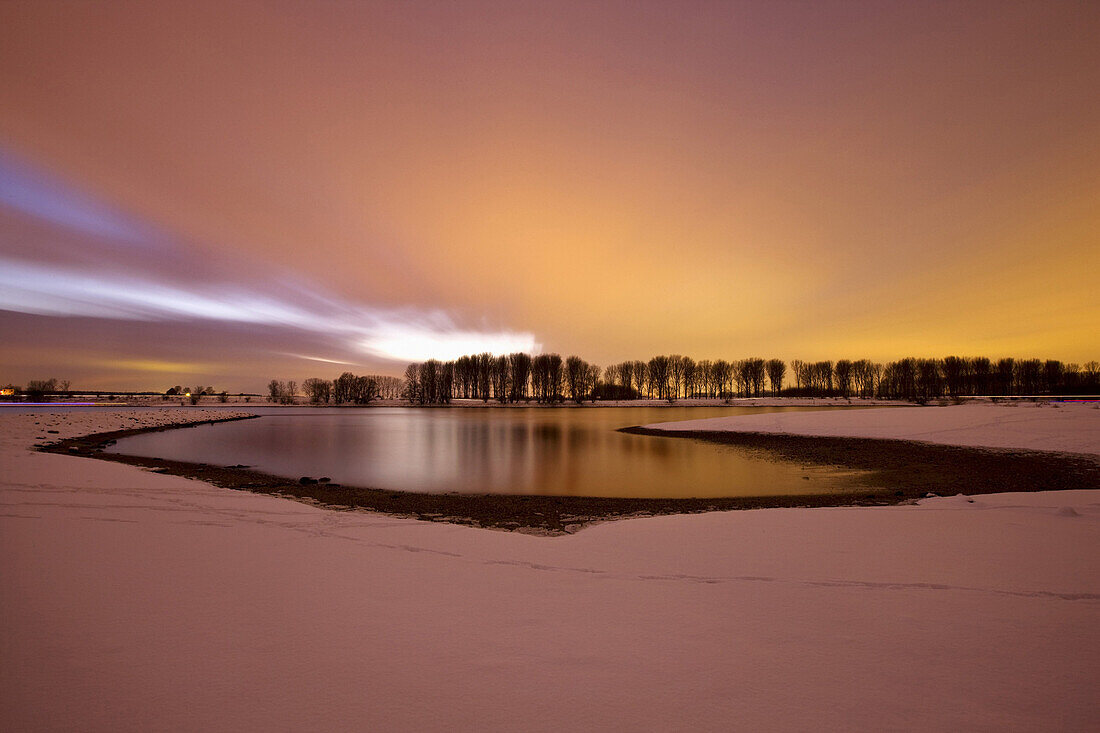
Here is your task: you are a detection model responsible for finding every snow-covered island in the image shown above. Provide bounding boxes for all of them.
[1,404,1098,731]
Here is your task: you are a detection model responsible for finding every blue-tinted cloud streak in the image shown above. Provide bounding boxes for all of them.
[0,152,537,363]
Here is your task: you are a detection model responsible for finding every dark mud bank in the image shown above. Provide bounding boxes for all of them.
[622,426,1100,499]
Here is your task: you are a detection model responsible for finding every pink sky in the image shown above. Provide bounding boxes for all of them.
[2,1,1098,390]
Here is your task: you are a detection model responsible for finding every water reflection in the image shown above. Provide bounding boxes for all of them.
[108,406,868,498]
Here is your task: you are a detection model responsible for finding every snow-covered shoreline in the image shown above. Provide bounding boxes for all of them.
[2,407,1098,731]
[647,402,1100,456]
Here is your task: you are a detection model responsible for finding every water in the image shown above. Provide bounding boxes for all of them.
[107,406,872,498]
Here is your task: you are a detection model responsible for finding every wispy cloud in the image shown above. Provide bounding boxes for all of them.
[0,152,538,363]
[0,150,157,246]
[279,353,359,366]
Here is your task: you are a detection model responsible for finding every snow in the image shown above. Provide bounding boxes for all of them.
[645,401,1100,455]
[1,408,1098,731]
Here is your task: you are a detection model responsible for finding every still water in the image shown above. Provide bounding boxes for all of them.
[108,406,871,498]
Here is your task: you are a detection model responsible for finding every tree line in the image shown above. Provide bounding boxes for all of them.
[393,353,1100,404]
[167,385,228,404]
[279,372,403,404]
[6,355,1097,407]
[402,353,784,404]
[1,380,244,404]
[0,378,73,401]
[870,357,1099,401]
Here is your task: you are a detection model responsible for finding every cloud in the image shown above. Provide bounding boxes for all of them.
[0,152,539,364]
[0,255,537,362]
[0,150,156,246]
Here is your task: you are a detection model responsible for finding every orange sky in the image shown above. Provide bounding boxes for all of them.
[1,1,1098,390]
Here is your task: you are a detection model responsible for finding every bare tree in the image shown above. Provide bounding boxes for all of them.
[942,356,965,396]
[531,355,548,402]
[996,358,1015,396]
[492,355,510,403]
[376,376,402,399]
[816,361,834,396]
[790,360,805,391]
[350,375,379,404]
[852,359,875,398]
[915,359,940,402]
[403,363,421,404]
[631,360,648,398]
[334,372,357,403]
[565,355,588,403]
[668,355,686,399]
[681,357,697,397]
[647,356,671,400]
[714,359,733,398]
[25,378,58,401]
[585,363,601,402]
[834,360,853,398]
[766,359,785,396]
[734,359,751,397]
[1017,359,1041,394]
[531,353,564,403]
[969,357,992,395]
[303,377,331,404]
[746,358,766,397]
[1043,360,1064,394]
[508,352,532,402]
[266,380,294,404]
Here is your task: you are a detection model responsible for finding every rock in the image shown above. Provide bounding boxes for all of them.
[299,476,318,485]
[318,477,331,483]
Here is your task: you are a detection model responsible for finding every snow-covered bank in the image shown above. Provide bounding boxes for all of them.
[646,402,1100,455]
[2,409,1098,731]
[4,408,254,448]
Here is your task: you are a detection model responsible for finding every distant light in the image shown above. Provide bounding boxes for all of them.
[0,257,541,365]
[360,327,539,363]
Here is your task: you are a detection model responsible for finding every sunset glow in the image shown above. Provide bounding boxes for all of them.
[2,1,1098,390]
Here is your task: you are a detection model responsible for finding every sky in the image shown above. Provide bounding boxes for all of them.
[1,1,1098,391]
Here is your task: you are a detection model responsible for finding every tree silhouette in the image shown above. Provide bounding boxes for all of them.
[766,359,785,396]
[509,352,532,402]
[565,356,588,403]
[834,360,853,398]
[380,349,1098,406]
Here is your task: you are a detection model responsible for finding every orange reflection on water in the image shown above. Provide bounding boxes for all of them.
[110,406,873,499]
